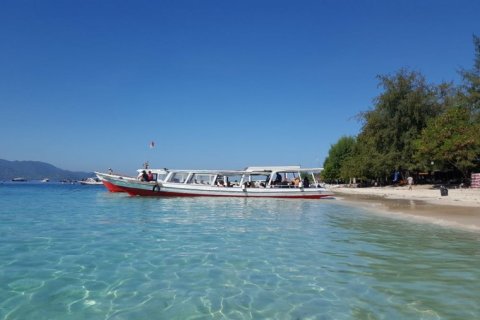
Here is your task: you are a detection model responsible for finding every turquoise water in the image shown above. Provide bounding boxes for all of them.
[0,183,479,320]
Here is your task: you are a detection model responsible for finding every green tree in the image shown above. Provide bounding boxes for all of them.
[340,140,381,182]
[459,35,480,115]
[415,106,480,178]
[352,69,443,180]
[322,136,356,183]
[415,36,480,178]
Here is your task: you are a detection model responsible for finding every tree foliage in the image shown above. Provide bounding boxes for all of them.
[415,106,480,178]
[322,136,356,182]
[322,36,480,183]
[459,35,480,114]
[350,69,442,180]
[415,36,480,178]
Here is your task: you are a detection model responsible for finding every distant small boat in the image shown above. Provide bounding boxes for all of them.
[12,177,27,182]
[80,177,103,185]
[41,178,49,183]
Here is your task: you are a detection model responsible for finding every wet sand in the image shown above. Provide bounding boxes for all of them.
[330,185,480,231]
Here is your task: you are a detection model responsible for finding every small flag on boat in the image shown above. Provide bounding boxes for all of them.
[150,141,155,149]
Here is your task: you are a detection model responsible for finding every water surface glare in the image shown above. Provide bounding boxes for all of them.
[1,183,479,319]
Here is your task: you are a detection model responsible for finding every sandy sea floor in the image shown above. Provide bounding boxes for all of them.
[329,185,480,231]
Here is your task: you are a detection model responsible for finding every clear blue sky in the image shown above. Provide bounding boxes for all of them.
[1,0,479,173]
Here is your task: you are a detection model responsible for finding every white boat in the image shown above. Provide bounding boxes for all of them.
[41,178,49,183]
[95,169,169,192]
[12,177,27,182]
[97,166,333,199]
[80,177,103,185]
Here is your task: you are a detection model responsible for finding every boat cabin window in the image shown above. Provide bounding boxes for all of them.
[282,172,299,180]
[188,173,216,185]
[168,172,190,183]
[241,173,271,188]
[156,173,168,182]
[222,174,243,187]
[270,171,303,187]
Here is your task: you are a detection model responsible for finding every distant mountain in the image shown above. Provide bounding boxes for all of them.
[0,159,93,181]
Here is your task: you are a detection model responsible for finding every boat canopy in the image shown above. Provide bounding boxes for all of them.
[165,169,245,175]
[244,166,323,173]
[164,167,324,177]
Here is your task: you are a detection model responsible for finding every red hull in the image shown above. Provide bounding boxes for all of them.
[102,180,126,193]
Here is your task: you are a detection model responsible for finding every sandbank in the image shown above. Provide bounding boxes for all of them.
[329,185,480,231]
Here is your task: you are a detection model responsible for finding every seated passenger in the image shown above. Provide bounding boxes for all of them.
[139,170,149,181]
[303,176,310,188]
[147,171,154,181]
[293,177,301,187]
[274,173,282,185]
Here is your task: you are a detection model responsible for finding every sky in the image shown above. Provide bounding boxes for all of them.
[1,0,479,173]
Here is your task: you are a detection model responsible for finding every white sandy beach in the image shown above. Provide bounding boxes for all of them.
[331,184,480,207]
[329,185,480,230]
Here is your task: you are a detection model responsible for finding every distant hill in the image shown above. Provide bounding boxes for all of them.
[0,159,93,181]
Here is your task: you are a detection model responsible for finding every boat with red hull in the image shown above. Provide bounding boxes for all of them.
[96,169,168,193]
[102,179,126,192]
[96,166,333,199]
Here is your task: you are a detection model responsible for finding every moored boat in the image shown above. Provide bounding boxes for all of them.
[80,177,103,185]
[96,169,169,192]
[98,166,333,199]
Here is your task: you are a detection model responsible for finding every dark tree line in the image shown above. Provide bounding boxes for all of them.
[322,36,480,185]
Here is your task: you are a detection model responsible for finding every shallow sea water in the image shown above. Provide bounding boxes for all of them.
[0,183,479,320]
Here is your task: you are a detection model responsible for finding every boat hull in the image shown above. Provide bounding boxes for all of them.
[95,172,140,193]
[125,188,332,199]
[101,180,126,192]
[117,181,333,199]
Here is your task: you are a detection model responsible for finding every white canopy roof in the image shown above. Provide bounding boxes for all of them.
[245,166,323,173]
[148,166,324,176]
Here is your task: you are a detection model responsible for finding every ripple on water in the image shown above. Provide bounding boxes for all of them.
[0,185,479,319]
[8,278,45,292]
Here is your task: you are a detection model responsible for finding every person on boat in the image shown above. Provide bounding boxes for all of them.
[274,173,282,185]
[139,170,149,181]
[292,177,301,187]
[147,171,154,181]
[303,176,310,188]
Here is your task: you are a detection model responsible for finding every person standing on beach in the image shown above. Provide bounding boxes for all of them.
[407,176,414,190]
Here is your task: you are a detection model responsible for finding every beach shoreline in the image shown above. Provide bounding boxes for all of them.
[329,185,480,231]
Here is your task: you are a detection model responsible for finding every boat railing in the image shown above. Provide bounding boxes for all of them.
[239,181,324,189]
